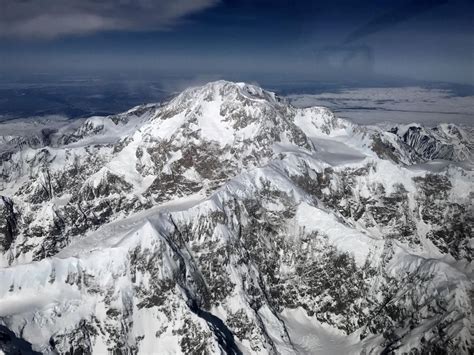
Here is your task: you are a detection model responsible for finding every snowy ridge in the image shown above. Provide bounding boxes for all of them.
[0,81,472,354]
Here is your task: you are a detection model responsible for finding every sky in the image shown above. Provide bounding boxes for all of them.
[0,0,473,85]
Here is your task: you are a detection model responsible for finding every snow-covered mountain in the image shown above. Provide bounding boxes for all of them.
[0,81,472,354]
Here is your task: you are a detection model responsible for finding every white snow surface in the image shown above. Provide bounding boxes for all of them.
[0,80,472,354]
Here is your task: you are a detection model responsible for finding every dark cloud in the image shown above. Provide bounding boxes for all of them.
[344,0,448,43]
[0,0,219,39]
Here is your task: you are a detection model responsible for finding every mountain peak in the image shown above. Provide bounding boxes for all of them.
[164,80,283,113]
[145,80,310,152]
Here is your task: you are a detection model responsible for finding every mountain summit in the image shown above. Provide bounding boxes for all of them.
[0,81,472,354]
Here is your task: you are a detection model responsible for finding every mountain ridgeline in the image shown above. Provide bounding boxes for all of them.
[0,81,472,354]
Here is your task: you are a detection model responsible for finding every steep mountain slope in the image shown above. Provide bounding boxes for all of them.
[0,81,472,354]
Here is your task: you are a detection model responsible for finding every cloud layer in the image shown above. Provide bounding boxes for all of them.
[0,0,218,38]
[289,87,474,126]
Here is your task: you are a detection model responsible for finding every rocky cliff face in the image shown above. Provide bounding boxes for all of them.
[0,81,472,354]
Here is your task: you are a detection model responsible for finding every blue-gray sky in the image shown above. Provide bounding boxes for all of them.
[0,0,473,84]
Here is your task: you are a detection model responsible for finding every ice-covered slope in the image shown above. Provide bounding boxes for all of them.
[0,81,472,354]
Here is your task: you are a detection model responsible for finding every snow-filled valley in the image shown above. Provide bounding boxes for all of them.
[0,81,472,354]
